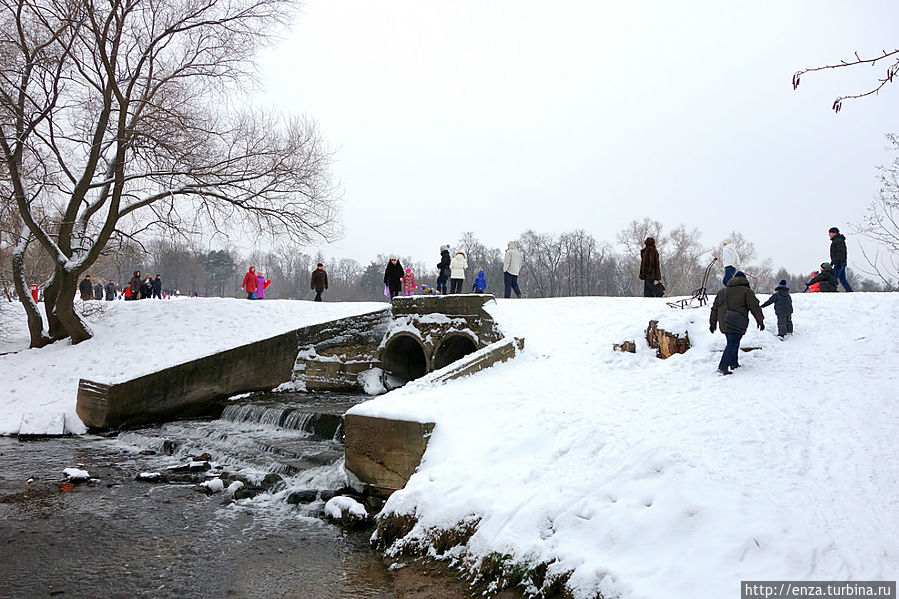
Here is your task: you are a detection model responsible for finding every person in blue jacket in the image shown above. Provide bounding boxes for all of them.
[760,279,793,337]
[472,270,487,293]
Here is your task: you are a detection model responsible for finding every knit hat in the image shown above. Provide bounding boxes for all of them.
[440,245,449,252]
[735,271,745,278]
[828,227,840,234]
[778,279,787,286]
[405,268,411,273]
[820,262,830,270]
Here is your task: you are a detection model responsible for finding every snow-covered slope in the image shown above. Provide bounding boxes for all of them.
[0,297,385,434]
[350,294,899,599]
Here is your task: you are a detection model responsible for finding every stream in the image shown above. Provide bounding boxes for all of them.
[0,392,463,599]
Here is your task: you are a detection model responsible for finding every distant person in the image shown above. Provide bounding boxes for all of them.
[104,280,117,301]
[152,275,163,299]
[805,263,838,293]
[760,279,793,338]
[503,241,522,299]
[310,263,328,302]
[383,257,404,298]
[123,283,134,300]
[93,280,104,300]
[255,272,271,299]
[638,237,663,297]
[241,266,258,299]
[449,251,468,294]
[129,271,141,300]
[472,270,487,294]
[709,271,764,375]
[436,246,451,295]
[721,240,740,285]
[806,270,821,293]
[828,227,853,292]
[402,268,417,297]
[140,274,153,299]
[79,275,93,301]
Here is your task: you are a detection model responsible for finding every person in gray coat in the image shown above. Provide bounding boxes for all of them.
[709,272,764,375]
[760,280,793,337]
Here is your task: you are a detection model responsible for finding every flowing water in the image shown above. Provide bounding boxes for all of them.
[0,392,446,599]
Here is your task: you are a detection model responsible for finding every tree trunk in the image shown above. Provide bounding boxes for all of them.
[43,271,66,341]
[53,271,93,344]
[12,244,50,349]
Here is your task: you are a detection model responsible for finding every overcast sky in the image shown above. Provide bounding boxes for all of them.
[255,0,898,276]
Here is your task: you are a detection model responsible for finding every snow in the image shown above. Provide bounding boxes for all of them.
[63,468,90,481]
[324,495,368,520]
[2,291,897,598]
[0,297,386,435]
[349,294,899,599]
[200,477,225,493]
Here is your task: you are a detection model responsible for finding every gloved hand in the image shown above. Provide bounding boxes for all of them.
[709,324,716,334]
[758,322,765,331]
[653,280,659,285]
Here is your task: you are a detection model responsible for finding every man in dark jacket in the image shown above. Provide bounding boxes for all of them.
[93,280,104,300]
[805,263,838,293]
[638,237,662,297]
[709,272,764,375]
[436,246,451,295]
[760,280,793,337]
[151,275,163,299]
[104,280,117,301]
[79,275,93,301]
[310,263,328,302]
[383,257,404,299]
[828,227,853,292]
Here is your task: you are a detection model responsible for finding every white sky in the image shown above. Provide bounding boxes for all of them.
[255,0,899,275]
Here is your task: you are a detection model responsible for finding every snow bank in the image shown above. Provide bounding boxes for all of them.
[0,297,385,435]
[350,294,899,599]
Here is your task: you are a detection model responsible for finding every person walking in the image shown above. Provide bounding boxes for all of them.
[255,271,271,300]
[503,241,522,298]
[383,257,404,298]
[129,271,141,300]
[472,270,487,293]
[449,251,468,294]
[760,279,793,337]
[93,280,104,300]
[721,240,740,285]
[709,271,764,375]
[436,246,451,295]
[638,237,662,297]
[805,263,838,292]
[104,280,117,301]
[402,268,417,296]
[828,227,853,292]
[241,266,258,299]
[79,275,93,301]
[151,275,163,299]
[311,263,328,302]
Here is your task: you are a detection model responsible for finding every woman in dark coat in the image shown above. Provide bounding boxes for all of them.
[383,257,404,298]
[435,245,451,295]
[638,237,662,297]
[129,271,141,300]
[709,272,765,375]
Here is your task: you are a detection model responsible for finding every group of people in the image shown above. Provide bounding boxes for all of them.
[703,226,853,376]
[240,266,272,300]
[78,272,165,301]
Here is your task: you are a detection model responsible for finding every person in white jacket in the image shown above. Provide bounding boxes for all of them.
[449,251,468,294]
[721,241,740,285]
[503,242,523,298]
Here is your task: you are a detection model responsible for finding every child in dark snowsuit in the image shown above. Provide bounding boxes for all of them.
[760,279,793,337]
[472,270,487,293]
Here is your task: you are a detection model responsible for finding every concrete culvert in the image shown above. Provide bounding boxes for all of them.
[432,334,478,371]
[381,335,428,386]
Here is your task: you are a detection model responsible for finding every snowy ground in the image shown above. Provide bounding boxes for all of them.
[0,297,386,435]
[1,292,896,598]
[349,293,899,599]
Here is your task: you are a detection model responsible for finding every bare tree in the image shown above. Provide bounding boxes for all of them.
[793,48,899,112]
[1,0,339,347]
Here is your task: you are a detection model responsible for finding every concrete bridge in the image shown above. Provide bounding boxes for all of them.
[76,294,511,430]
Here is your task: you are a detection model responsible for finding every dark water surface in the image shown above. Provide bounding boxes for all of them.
[0,393,405,599]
